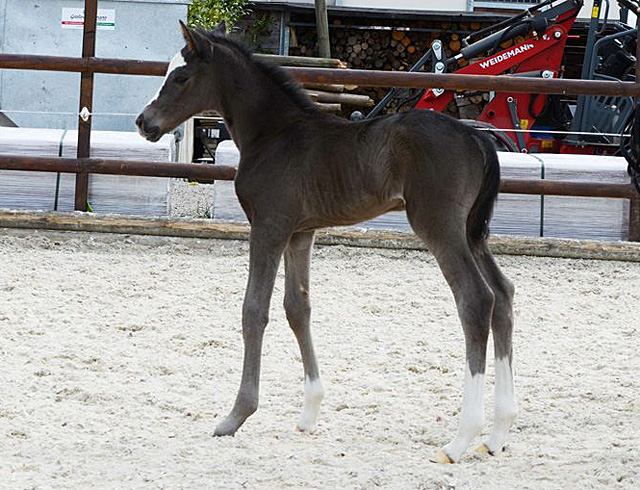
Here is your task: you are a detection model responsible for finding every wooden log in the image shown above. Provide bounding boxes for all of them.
[401,36,411,47]
[256,54,345,68]
[315,102,342,113]
[449,39,461,52]
[303,82,345,92]
[392,30,405,41]
[303,89,374,106]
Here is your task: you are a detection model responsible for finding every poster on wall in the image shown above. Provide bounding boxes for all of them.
[61,8,116,30]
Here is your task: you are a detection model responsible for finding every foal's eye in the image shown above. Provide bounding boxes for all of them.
[175,75,188,84]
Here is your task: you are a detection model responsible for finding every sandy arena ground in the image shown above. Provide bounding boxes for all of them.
[0,228,638,490]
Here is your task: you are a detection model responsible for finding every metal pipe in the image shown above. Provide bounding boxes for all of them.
[499,179,637,198]
[2,54,640,97]
[0,155,237,181]
[287,67,640,96]
[0,155,636,199]
[0,54,167,76]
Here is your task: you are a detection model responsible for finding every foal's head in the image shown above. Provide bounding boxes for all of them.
[136,21,226,142]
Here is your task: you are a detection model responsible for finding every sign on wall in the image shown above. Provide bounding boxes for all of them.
[61,8,116,30]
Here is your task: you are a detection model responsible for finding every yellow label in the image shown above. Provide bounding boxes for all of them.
[592,5,599,18]
[541,140,554,149]
[519,119,529,130]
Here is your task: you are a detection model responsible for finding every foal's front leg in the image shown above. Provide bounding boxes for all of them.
[284,232,325,432]
[214,225,288,436]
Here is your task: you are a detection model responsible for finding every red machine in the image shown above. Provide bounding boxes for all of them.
[364,0,639,159]
[414,1,580,153]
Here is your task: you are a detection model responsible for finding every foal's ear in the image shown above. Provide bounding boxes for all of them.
[212,21,227,37]
[179,20,202,55]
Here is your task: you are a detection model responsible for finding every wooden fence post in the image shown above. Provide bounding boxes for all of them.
[74,0,98,212]
[629,195,640,242]
[314,0,331,58]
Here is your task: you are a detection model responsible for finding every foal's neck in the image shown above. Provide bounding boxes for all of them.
[211,53,319,153]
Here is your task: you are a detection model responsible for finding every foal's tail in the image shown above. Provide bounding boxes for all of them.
[467,132,501,244]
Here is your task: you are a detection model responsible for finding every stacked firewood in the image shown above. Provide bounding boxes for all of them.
[289,20,506,116]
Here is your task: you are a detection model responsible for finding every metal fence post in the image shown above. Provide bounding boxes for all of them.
[74,0,98,212]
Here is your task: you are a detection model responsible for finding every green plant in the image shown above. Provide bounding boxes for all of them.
[248,15,276,44]
[188,0,248,30]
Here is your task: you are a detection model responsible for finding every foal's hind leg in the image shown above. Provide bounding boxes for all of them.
[284,231,325,432]
[409,217,494,463]
[472,243,517,455]
[214,224,288,436]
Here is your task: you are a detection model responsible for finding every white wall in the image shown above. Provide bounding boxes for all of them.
[251,0,467,10]
[252,0,637,23]
[336,0,468,10]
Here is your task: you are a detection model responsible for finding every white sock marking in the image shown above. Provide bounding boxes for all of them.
[297,376,325,433]
[443,363,485,462]
[486,357,517,453]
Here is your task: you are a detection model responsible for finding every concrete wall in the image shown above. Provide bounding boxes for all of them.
[0,0,190,132]
[252,0,469,11]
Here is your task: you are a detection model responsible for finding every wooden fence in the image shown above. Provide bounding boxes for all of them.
[0,0,638,239]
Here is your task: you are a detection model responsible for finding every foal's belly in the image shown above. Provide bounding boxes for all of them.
[298,197,406,231]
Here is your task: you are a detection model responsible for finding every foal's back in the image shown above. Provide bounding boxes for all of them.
[279,110,491,231]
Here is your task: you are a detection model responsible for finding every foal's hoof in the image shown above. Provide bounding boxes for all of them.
[213,419,238,437]
[474,443,495,456]
[296,419,317,433]
[429,450,454,464]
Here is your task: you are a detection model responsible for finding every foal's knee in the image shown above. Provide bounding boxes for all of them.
[458,284,495,329]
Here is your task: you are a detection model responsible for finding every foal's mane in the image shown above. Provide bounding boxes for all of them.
[198,30,320,115]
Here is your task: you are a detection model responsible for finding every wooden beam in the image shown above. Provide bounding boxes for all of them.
[1,211,640,262]
[314,0,331,59]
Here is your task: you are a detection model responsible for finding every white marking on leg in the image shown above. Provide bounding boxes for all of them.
[297,376,325,433]
[442,363,485,462]
[485,357,517,454]
[145,50,187,107]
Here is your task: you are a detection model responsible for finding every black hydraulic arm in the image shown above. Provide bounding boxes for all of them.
[458,0,583,61]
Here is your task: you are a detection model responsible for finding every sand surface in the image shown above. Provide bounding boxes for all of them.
[0,229,638,490]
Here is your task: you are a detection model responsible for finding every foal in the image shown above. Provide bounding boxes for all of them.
[136,22,517,463]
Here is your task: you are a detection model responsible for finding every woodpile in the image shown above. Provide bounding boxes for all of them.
[288,20,494,117]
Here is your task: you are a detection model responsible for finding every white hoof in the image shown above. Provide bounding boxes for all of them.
[429,450,455,464]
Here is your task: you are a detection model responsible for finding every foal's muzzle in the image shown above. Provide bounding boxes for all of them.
[136,113,162,142]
